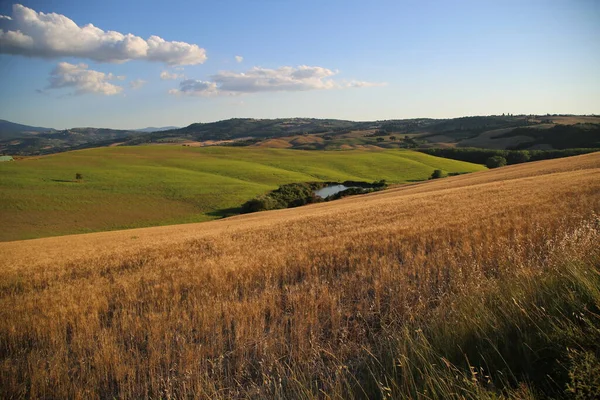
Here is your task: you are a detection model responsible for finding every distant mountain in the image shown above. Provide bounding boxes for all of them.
[0,125,143,155]
[123,118,363,145]
[134,126,180,133]
[0,119,56,140]
[1,115,598,156]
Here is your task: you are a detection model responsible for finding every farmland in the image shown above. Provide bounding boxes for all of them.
[0,152,598,399]
[0,146,484,241]
[3,115,599,156]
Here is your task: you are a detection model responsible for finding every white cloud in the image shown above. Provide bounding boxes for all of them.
[0,4,207,65]
[169,79,219,96]
[169,65,384,96]
[235,55,243,63]
[160,70,184,80]
[0,15,12,20]
[129,79,147,89]
[345,80,388,88]
[44,62,124,95]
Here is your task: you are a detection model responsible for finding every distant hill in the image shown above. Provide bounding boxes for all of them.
[1,115,598,155]
[134,126,180,133]
[0,119,55,140]
[0,126,142,155]
[413,115,600,149]
[493,123,600,149]
[124,118,362,145]
[107,115,600,152]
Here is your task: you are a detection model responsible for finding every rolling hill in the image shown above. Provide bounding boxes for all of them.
[134,126,180,133]
[1,152,598,399]
[0,119,55,140]
[0,146,485,241]
[2,115,598,156]
[0,126,143,155]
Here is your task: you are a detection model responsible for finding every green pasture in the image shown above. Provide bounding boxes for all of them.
[0,146,485,241]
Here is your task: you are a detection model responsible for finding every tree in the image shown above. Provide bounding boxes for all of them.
[486,156,507,169]
[507,150,530,164]
[241,196,282,213]
[75,173,83,181]
[430,169,446,179]
[376,137,385,142]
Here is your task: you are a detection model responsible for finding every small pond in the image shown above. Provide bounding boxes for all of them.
[314,184,358,198]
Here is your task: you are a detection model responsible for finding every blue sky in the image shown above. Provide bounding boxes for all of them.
[0,0,598,129]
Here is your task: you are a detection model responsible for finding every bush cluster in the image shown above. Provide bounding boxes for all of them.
[241,180,388,213]
[430,169,447,179]
[241,182,321,213]
[486,155,507,168]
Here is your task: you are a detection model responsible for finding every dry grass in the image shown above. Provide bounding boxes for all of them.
[290,136,325,145]
[254,138,293,148]
[533,116,600,125]
[1,153,599,399]
[458,127,535,149]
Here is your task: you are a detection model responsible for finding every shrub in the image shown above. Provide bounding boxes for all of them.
[507,150,530,164]
[240,196,283,213]
[486,156,507,168]
[372,179,388,188]
[241,183,320,213]
[241,181,387,214]
[430,169,446,179]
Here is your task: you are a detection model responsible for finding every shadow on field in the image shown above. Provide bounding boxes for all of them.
[50,179,78,183]
[206,207,242,219]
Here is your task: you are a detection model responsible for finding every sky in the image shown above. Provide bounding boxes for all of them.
[0,0,598,129]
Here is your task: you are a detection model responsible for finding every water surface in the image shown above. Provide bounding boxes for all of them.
[314,184,357,198]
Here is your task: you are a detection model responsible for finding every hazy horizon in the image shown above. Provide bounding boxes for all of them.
[6,112,600,132]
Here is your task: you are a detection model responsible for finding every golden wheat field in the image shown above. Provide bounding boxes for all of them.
[1,153,599,399]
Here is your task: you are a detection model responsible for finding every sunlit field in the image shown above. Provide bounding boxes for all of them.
[1,153,599,399]
[0,146,484,241]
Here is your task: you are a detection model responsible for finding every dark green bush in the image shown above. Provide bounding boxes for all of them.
[240,196,284,213]
[430,169,446,179]
[506,150,530,164]
[241,181,388,214]
[241,183,321,213]
[486,156,507,168]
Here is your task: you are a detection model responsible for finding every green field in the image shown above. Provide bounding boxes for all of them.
[0,146,486,241]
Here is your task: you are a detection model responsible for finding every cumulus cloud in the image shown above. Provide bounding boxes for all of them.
[0,4,207,65]
[344,80,388,88]
[235,55,243,63]
[169,65,384,96]
[160,70,184,80]
[169,80,219,96]
[129,79,147,89]
[43,62,124,95]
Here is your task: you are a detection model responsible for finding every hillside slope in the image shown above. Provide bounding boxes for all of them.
[1,153,599,399]
[2,152,597,264]
[0,119,55,140]
[0,146,484,241]
[3,115,598,155]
